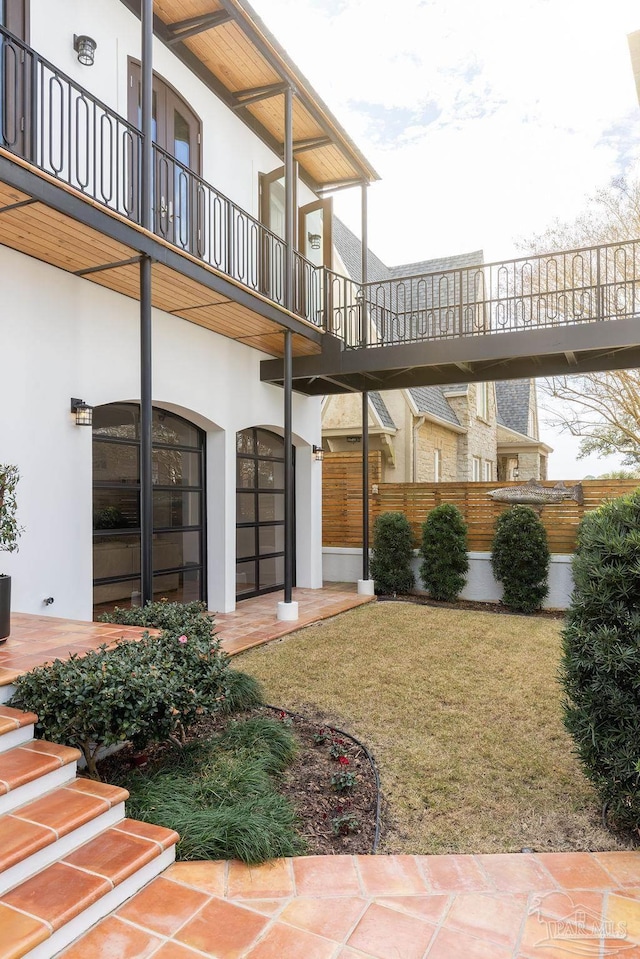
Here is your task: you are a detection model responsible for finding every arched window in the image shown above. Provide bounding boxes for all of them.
[92,403,206,615]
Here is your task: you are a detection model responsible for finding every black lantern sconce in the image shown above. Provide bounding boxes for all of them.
[74,34,97,66]
[307,232,322,251]
[312,445,324,462]
[71,397,93,426]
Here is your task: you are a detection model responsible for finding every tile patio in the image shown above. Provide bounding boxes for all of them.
[58,852,640,958]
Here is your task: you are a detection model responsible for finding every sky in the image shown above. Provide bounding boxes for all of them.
[251,0,640,479]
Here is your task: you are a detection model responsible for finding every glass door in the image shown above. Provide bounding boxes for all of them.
[259,165,297,303]
[297,197,332,321]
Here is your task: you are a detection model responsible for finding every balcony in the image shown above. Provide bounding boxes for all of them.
[0,25,322,358]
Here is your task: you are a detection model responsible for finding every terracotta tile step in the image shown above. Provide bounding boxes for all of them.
[0,742,81,817]
[0,706,38,755]
[0,779,130,896]
[0,819,179,959]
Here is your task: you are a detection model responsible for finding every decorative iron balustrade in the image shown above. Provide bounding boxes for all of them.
[0,25,323,327]
[331,241,640,349]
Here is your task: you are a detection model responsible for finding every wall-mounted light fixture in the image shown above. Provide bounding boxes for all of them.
[73,34,97,66]
[71,397,93,426]
[346,436,361,444]
[312,444,324,462]
[307,232,321,251]
[512,467,520,481]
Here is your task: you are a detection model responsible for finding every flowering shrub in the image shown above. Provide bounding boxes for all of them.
[331,813,360,836]
[331,770,357,792]
[313,728,331,746]
[329,738,348,760]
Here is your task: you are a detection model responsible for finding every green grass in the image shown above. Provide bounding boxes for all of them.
[119,717,304,864]
[237,602,632,855]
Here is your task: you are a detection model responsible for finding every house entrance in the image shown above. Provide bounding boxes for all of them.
[236,428,293,599]
[92,403,206,616]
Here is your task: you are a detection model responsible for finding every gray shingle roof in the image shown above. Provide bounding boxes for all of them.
[369,392,395,429]
[408,387,461,427]
[495,380,532,436]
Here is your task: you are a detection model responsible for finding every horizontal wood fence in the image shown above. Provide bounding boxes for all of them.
[322,452,638,554]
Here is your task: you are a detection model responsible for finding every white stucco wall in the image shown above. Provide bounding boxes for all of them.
[323,548,574,609]
[0,245,323,621]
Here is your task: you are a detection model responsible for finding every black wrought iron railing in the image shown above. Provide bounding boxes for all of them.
[329,240,640,349]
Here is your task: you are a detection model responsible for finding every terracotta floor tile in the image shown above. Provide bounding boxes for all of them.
[67,778,130,805]
[163,860,226,896]
[14,785,110,836]
[0,704,37,727]
[0,815,56,870]
[227,858,294,899]
[356,855,427,896]
[477,853,555,892]
[21,740,80,764]
[529,889,605,922]
[536,852,616,889]
[375,894,451,924]
[56,916,163,959]
[1,861,110,929]
[64,828,158,884]
[336,949,379,959]
[279,896,367,941]
[293,855,362,897]
[428,925,513,959]
[115,818,179,850]
[416,854,494,892]
[519,906,609,959]
[593,851,640,887]
[0,746,63,790]
[176,897,269,957]
[0,902,51,958]
[116,876,210,936]
[347,901,437,959]
[607,892,640,944]
[149,943,206,959]
[443,892,528,950]
[245,921,337,959]
[240,899,286,916]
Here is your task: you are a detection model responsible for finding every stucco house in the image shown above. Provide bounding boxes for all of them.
[322,221,550,482]
[0,0,382,622]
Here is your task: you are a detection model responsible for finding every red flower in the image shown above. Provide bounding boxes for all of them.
[338,755,349,766]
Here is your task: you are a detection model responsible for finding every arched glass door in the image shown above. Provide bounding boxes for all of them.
[92,403,206,615]
[236,428,293,599]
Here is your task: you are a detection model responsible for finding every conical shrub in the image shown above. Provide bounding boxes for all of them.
[370,511,415,595]
[491,505,549,613]
[419,503,469,601]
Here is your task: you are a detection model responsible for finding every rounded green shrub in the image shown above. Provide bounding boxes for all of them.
[490,505,549,613]
[561,489,640,830]
[419,503,469,601]
[370,511,415,595]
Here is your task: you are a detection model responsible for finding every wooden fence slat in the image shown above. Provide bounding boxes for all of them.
[322,452,638,552]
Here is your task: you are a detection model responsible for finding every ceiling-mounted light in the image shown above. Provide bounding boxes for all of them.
[308,232,322,251]
[346,436,361,444]
[312,444,324,462]
[71,397,93,426]
[73,34,97,66]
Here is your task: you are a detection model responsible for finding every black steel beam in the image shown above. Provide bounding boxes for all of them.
[293,136,331,154]
[283,330,293,605]
[0,197,36,214]
[75,255,143,277]
[0,157,322,344]
[284,85,294,312]
[166,11,232,43]
[361,183,369,581]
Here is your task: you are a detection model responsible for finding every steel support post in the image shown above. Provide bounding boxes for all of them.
[284,330,294,604]
[361,182,370,582]
[284,85,295,311]
[140,0,154,605]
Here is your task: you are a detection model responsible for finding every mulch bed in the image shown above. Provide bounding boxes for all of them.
[96,705,380,857]
[379,592,566,620]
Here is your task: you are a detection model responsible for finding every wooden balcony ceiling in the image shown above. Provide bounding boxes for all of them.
[0,175,318,358]
[152,0,380,189]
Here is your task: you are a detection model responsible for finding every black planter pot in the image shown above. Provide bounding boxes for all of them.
[0,575,10,641]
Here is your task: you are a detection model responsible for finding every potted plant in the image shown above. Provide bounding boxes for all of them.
[0,465,23,641]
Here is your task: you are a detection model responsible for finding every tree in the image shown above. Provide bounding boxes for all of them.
[519,174,640,466]
[370,512,415,595]
[490,506,549,613]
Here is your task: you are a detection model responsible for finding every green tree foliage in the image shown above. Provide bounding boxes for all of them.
[419,503,469,601]
[561,489,640,830]
[370,511,415,595]
[490,506,549,613]
[0,464,23,562]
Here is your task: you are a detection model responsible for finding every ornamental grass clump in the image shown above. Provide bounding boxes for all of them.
[561,488,640,831]
[491,505,549,613]
[370,511,415,595]
[419,503,469,601]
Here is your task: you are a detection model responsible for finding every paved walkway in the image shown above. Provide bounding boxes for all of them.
[59,852,640,958]
[0,585,374,688]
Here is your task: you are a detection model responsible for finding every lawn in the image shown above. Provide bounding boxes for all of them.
[237,602,630,855]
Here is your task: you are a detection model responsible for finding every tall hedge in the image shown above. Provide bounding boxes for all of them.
[419,503,469,601]
[370,511,415,595]
[561,489,640,829]
[490,505,549,613]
